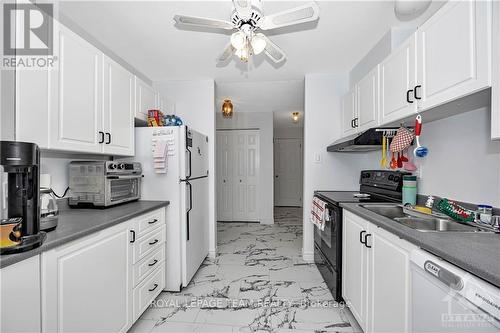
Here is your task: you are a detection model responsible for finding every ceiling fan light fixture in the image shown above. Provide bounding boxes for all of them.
[222,99,234,118]
[292,112,300,123]
[230,31,246,50]
[251,33,267,55]
[235,47,249,62]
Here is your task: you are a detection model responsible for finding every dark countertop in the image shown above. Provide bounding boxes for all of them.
[341,203,500,288]
[0,200,169,268]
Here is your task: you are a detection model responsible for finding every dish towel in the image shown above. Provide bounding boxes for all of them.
[311,197,327,231]
[152,139,168,174]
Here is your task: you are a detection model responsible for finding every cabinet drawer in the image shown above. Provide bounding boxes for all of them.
[133,246,165,287]
[133,226,165,264]
[133,266,165,321]
[134,209,165,238]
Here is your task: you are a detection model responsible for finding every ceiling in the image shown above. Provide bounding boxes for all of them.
[58,1,440,83]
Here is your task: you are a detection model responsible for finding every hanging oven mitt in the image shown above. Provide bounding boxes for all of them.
[390,127,415,152]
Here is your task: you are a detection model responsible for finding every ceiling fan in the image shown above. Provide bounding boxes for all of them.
[173,0,320,64]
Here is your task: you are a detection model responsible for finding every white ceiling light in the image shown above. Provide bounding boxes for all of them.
[251,33,266,55]
[230,31,246,50]
[292,112,300,123]
[394,0,432,21]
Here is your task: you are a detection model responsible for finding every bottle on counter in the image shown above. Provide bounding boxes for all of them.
[402,175,417,206]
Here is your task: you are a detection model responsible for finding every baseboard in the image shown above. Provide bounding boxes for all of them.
[260,218,274,225]
[302,249,314,262]
[208,249,217,259]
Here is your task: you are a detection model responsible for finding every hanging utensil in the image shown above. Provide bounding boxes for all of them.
[380,135,387,168]
[414,114,429,158]
[401,148,409,162]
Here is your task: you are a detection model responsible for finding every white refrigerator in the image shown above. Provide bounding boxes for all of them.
[133,126,209,291]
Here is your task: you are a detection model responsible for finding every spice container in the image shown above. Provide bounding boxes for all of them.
[477,205,493,224]
[402,175,417,206]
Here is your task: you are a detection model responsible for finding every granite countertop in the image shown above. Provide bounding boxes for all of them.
[0,200,169,268]
[341,203,500,288]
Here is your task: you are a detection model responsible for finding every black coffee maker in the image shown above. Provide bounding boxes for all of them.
[0,141,46,254]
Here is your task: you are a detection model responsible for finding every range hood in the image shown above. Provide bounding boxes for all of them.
[327,128,383,152]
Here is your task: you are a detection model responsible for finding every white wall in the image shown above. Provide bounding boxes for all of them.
[303,73,380,261]
[216,112,274,224]
[154,79,217,257]
[418,107,500,206]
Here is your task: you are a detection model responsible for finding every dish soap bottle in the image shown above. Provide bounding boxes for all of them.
[402,175,417,206]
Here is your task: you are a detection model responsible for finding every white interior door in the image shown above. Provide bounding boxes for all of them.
[216,130,259,222]
[274,139,303,207]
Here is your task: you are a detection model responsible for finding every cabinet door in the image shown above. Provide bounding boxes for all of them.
[50,23,103,153]
[417,0,491,111]
[135,77,156,121]
[341,90,357,137]
[493,1,500,140]
[380,36,417,125]
[1,256,41,333]
[368,226,411,333]
[42,223,132,333]
[342,212,368,331]
[356,66,380,132]
[103,55,135,156]
[217,131,234,221]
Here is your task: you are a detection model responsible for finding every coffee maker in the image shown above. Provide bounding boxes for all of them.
[0,141,46,254]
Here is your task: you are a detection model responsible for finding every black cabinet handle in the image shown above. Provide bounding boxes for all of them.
[414,85,422,100]
[130,230,136,243]
[148,283,158,292]
[148,219,158,225]
[148,259,158,267]
[98,131,105,143]
[149,239,159,246]
[354,117,359,128]
[351,119,355,128]
[406,89,414,104]
[105,132,111,144]
[359,230,366,244]
[365,233,372,248]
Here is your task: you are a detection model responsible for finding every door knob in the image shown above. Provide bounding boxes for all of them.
[275,175,279,178]
[239,179,242,183]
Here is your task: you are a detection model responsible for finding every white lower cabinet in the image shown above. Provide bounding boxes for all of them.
[41,208,166,333]
[342,211,416,333]
[42,222,133,333]
[1,256,42,333]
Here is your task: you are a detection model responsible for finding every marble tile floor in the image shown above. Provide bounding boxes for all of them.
[129,209,361,333]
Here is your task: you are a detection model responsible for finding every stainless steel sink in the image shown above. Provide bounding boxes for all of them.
[394,217,485,232]
[361,204,407,219]
[360,204,491,233]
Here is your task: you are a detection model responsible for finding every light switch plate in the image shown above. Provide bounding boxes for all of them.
[314,153,322,164]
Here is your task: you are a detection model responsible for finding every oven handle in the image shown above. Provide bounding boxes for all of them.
[106,175,142,180]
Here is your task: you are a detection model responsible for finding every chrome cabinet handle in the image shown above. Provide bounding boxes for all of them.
[148,284,158,292]
[149,239,159,246]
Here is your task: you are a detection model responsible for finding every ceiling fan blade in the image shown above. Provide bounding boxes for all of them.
[217,43,235,62]
[174,15,235,30]
[232,0,252,20]
[259,2,320,30]
[260,35,286,63]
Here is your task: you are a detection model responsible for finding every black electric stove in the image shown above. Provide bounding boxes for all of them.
[313,170,410,302]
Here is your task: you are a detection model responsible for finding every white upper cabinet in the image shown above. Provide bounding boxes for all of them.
[341,90,357,137]
[103,55,135,156]
[380,35,418,125]
[492,1,500,140]
[416,0,491,111]
[50,22,103,153]
[356,65,380,132]
[135,77,156,121]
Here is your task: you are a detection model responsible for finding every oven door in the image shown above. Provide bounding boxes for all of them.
[106,175,141,205]
[314,202,341,269]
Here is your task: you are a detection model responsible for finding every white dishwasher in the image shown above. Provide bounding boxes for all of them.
[411,248,500,333]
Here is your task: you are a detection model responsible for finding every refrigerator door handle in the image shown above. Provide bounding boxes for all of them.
[186,181,193,241]
[185,127,192,179]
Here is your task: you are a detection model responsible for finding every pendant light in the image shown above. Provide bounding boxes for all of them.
[222,99,234,118]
